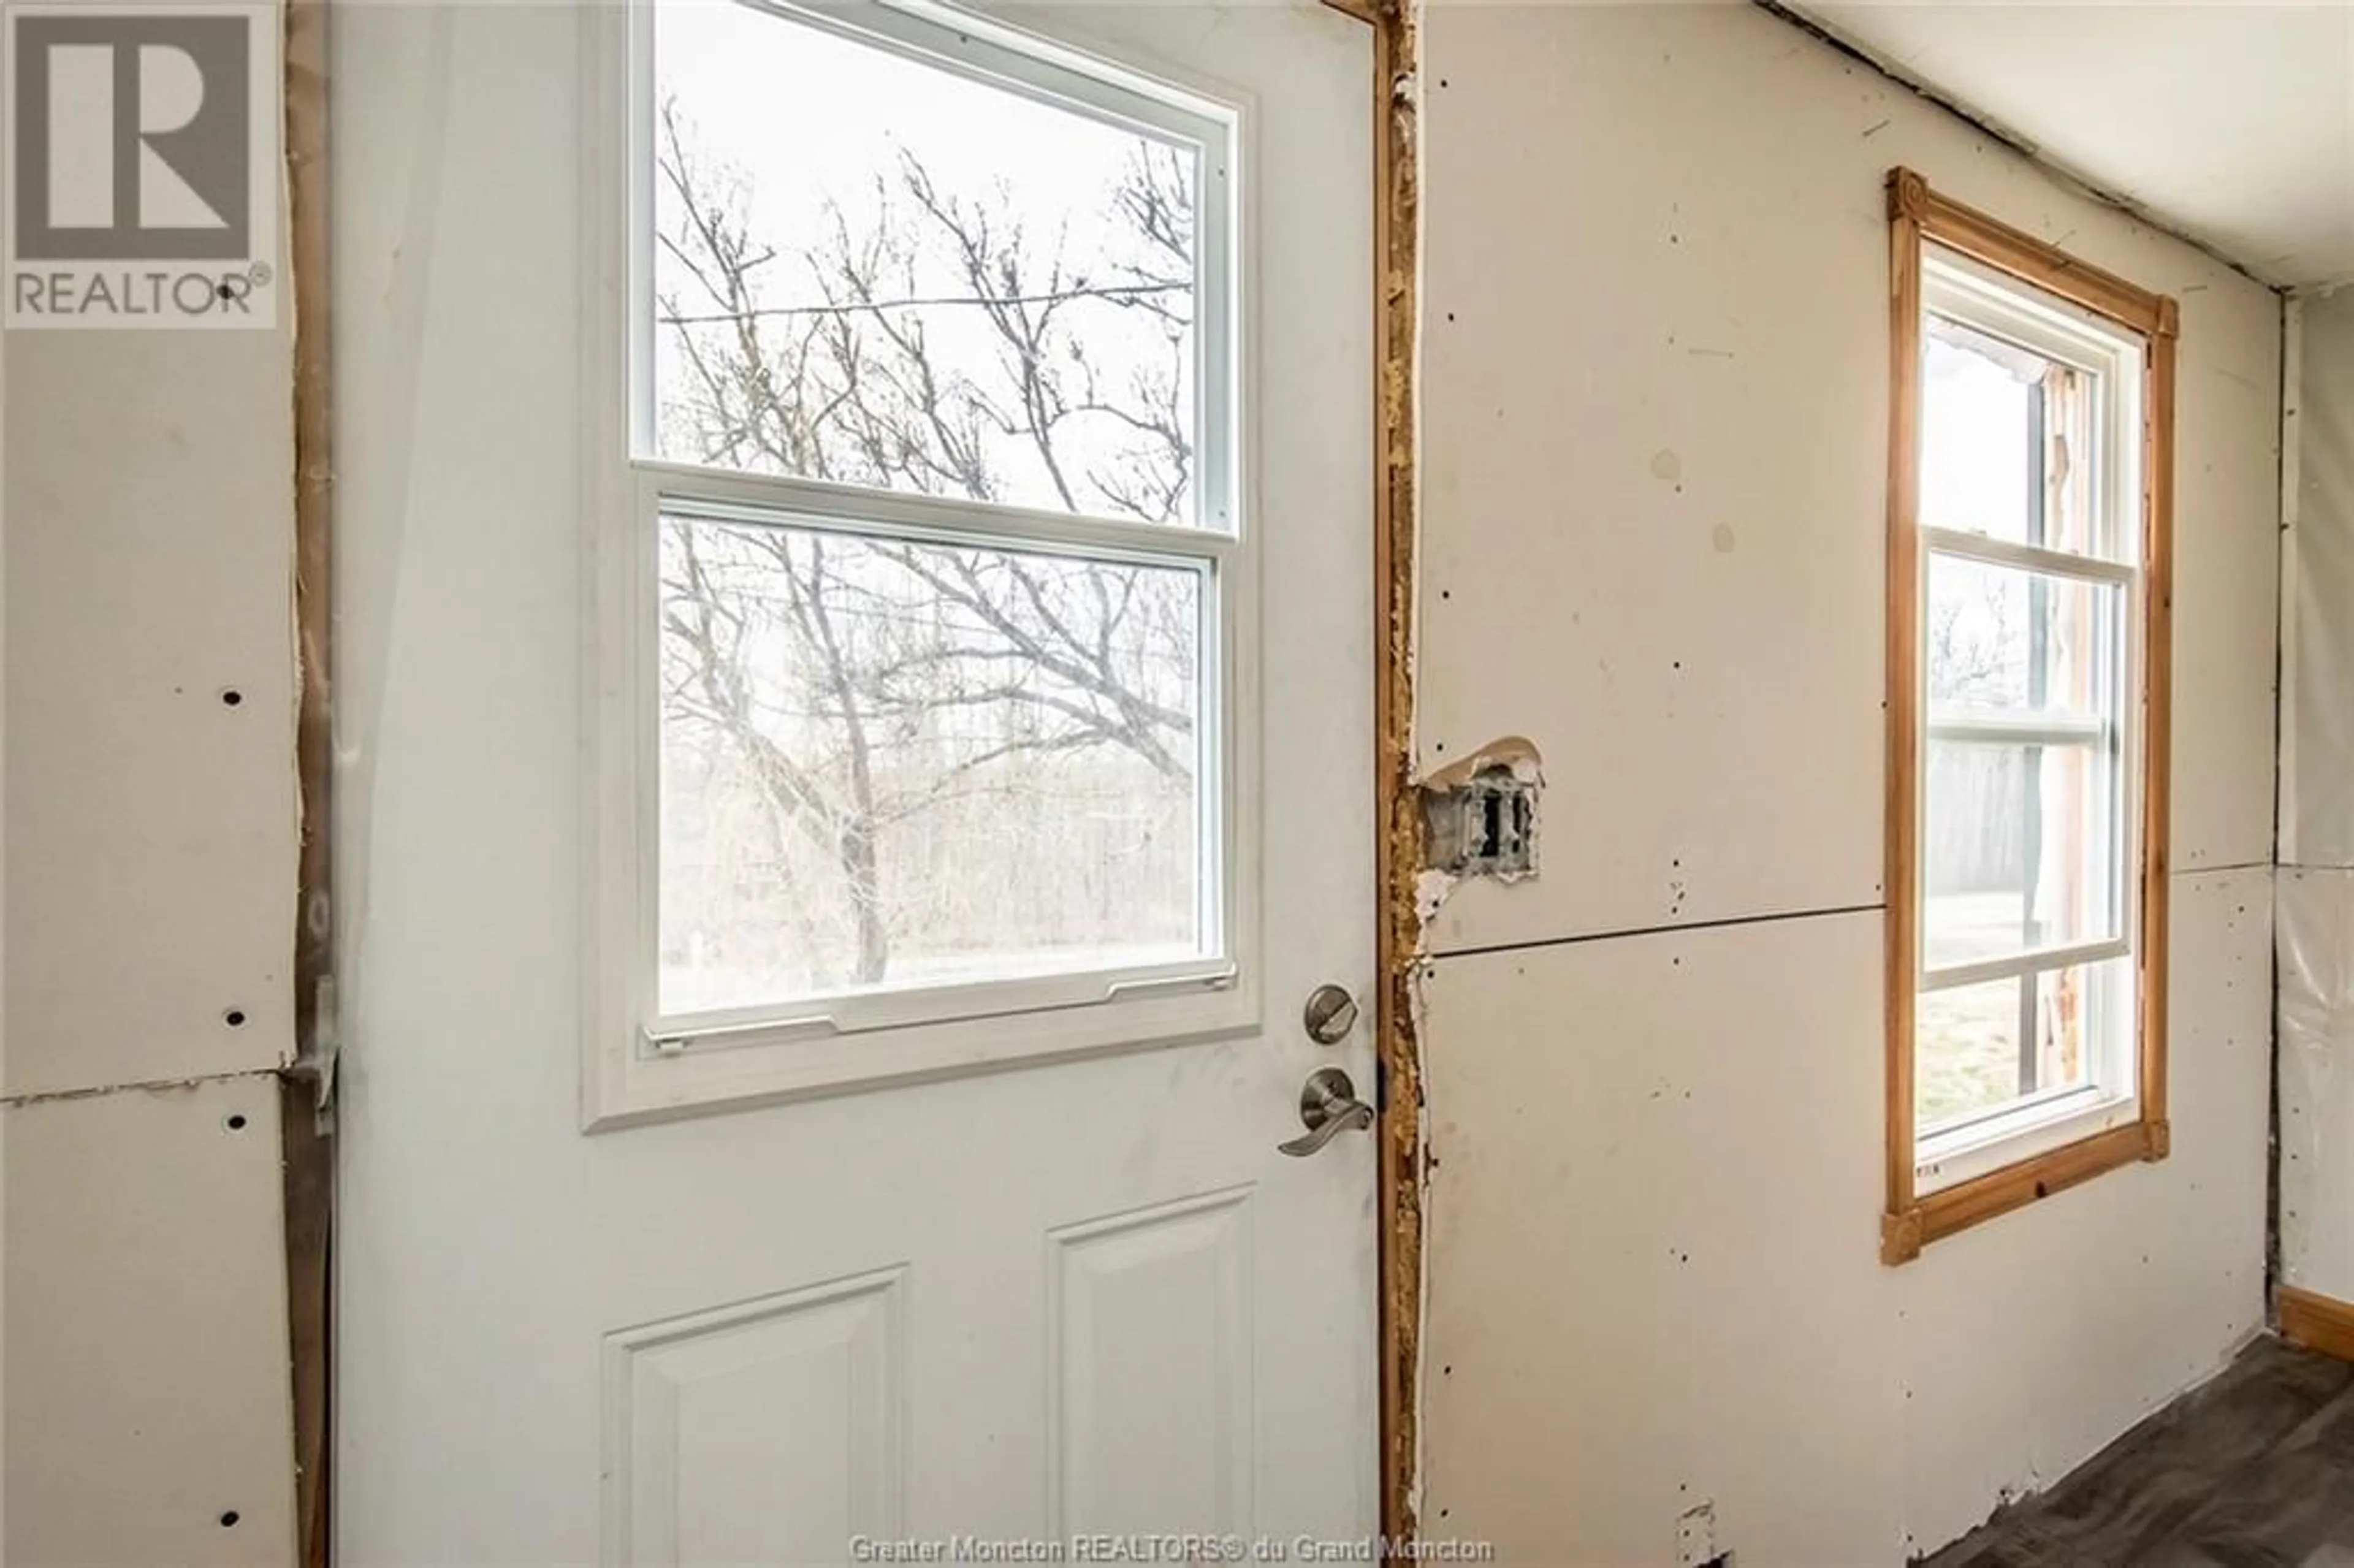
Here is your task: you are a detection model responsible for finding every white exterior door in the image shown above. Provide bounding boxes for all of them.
[332,1,1378,1562]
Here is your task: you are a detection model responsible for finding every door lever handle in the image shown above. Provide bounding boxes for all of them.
[1279,1067,1375,1157]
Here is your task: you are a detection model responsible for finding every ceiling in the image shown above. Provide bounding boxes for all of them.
[1784,1,2354,291]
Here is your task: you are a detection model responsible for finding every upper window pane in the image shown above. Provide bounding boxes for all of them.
[1921,313,2105,558]
[652,1,1209,526]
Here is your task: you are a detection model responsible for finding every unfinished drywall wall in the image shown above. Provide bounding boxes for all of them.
[2280,286,2354,1303]
[0,17,302,1556]
[1415,5,2280,1561]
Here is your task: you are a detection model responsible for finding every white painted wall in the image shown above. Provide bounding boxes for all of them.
[1415,5,2281,1561]
[0,45,301,1567]
[2279,286,2354,1301]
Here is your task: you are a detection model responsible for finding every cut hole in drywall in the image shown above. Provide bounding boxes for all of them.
[1420,736,1542,881]
[1415,736,1544,922]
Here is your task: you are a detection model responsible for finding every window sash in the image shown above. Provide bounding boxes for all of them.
[639,467,1240,1042]
[632,0,1241,535]
[1921,1078,2111,1149]
[634,457,1238,572]
[1914,954,2138,1160]
[1920,534,2135,995]
[1923,527,2134,585]
[1921,935,2130,992]
[1925,709,2108,747]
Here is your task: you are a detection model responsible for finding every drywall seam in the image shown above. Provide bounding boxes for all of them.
[1756,0,2290,295]
[2272,296,2301,1305]
[2280,297,2306,868]
[0,1069,283,1109]
[282,0,333,1561]
[1431,899,1889,964]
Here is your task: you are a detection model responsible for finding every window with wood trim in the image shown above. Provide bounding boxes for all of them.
[1883,168,2177,1265]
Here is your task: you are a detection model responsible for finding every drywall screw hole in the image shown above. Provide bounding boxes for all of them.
[226,1114,248,1132]
[219,688,243,707]
[219,1512,240,1529]
[223,1009,247,1028]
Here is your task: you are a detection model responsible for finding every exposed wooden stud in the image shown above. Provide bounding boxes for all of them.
[1372,4,1422,1546]
[1881,167,2177,1265]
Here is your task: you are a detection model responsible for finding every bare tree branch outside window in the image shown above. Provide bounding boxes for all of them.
[651,67,1213,1011]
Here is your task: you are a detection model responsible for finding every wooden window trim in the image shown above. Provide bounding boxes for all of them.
[1881,167,2178,1267]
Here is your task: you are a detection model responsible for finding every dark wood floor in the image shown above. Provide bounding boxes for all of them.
[1922,1336,2354,1567]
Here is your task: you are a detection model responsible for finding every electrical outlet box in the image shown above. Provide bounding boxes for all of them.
[1423,763,1537,877]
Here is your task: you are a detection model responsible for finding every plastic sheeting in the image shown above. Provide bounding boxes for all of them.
[2279,870,2354,1294]
[2285,290,2354,864]
[2281,289,2354,1299]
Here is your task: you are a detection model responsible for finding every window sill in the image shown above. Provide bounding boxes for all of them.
[1916,1086,2137,1195]
[584,969,1257,1131]
[1881,1115,2168,1265]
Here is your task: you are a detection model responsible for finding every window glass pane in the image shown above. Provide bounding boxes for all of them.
[1921,311,2102,557]
[1923,739,2117,969]
[1925,552,2119,714]
[658,514,1205,1015]
[1917,959,2120,1133]
[654,1,1206,527]
[1923,549,2125,971]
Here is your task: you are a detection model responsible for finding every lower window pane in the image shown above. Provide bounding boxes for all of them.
[658,514,1206,1016]
[1916,960,2120,1134]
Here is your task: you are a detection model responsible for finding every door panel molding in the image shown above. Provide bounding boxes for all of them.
[601,1267,910,1568]
[1047,1188,1256,1538]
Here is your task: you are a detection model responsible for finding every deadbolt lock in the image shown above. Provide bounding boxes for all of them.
[1302,983,1358,1046]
